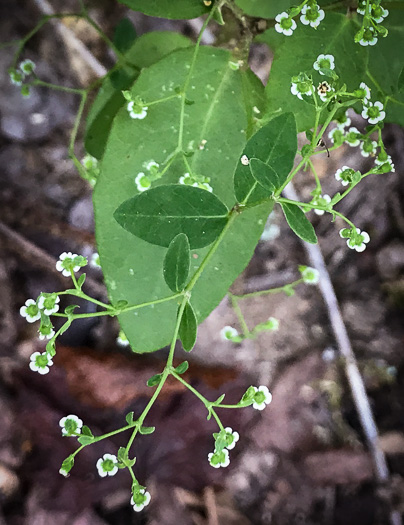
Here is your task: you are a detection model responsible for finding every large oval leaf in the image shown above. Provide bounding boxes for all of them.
[114,185,229,249]
[93,46,271,353]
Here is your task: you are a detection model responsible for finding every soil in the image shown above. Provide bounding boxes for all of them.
[1,2,404,524]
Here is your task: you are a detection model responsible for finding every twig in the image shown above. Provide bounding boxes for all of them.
[0,221,106,299]
[283,183,402,525]
[31,0,107,77]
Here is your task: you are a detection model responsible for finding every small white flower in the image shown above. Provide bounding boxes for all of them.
[56,252,87,277]
[9,70,24,86]
[346,228,370,252]
[144,160,159,172]
[313,194,331,216]
[334,165,355,186]
[360,140,378,158]
[20,298,41,323]
[252,385,272,410]
[90,252,101,269]
[179,173,192,185]
[131,489,151,512]
[241,154,249,166]
[313,54,335,74]
[357,0,366,15]
[38,325,55,340]
[300,5,325,28]
[192,181,213,192]
[38,293,60,315]
[265,317,280,331]
[371,5,389,22]
[59,468,69,477]
[375,152,395,172]
[19,59,36,75]
[291,80,313,100]
[359,28,378,46]
[127,101,148,120]
[220,326,239,341]
[208,448,230,468]
[117,330,129,347]
[59,415,83,436]
[317,81,333,102]
[328,127,345,145]
[361,101,385,125]
[135,172,151,192]
[275,12,297,36]
[345,127,361,147]
[223,427,240,450]
[96,454,118,477]
[300,266,320,285]
[29,352,53,375]
[336,112,351,130]
[357,82,371,103]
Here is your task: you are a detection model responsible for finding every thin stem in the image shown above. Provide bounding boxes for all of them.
[228,293,250,337]
[233,278,304,300]
[31,78,85,95]
[308,158,322,192]
[68,91,87,158]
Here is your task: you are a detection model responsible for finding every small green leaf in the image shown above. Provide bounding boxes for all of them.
[115,299,129,309]
[280,202,317,244]
[117,447,128,462]
[139,426,156,435]
[174,360,189,374]
[60,455,74,474]
[179,302,197,352]
[249,158,280,193]
[77,273,86,289]
[113,18,137,53]
[81,425,93,437]
[125,411,134,425]
[214,394,225,405]
[213,5,225,25]
[78,435,95,445]
[64,305,79,315]
[114,185,229,249]
[163,233,190,292]
[147,373,162,387]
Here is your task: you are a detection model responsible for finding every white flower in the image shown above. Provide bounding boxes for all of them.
[131,489,151,512]
[360,140,378,158]
[38,325,55,340]
[56,252,87,277]
[208,448,230,468]
[375,152,395,172]
[135,172,151,192]
[179,173,193,185]
[9,70,24,86]
[265,317,280,330]
[334,165,355,186]
[313,194,331,216]
[300,5,325,28]
[38,293,60,315]
[20,298,41,323]
[240,154,249,166]
[127,101,148,120]
[300,266,320,285]
[144,160,159,172]
[356,82,371,103]
[96,454,118,477]
[252,385,272,410]
[59,415,83,436]
[317,81,333,102]
[90,252,101,269]
[59,468,69,477]
[357,0,366,15]
[359,28,378,46]
[275,12,297,36]
[336,112,351,130]
[19,59,36,75]
[371,5,389,22]
[341,227,370,252]
[117,330,129,347]
[291,80,313,100]
[29,352,53,375]
[192,182,213,192]
[220,326,239,341]
[328,127,345,145]
[223,427,239,450]
[313,54,335,74]
[361,101,385,125]
[345,127,361,147]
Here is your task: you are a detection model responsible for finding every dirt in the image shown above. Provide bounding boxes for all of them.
[1,2,404,524]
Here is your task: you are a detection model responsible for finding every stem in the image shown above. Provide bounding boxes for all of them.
[31,78,85,95]
[228,293,250,337]
[233,278,304,300]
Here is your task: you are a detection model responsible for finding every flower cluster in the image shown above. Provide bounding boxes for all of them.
[179,172,213,192]
[275,1,325,37]
[355,1,389,46]
[311,194,331,216]
[56,252,87,277]
[339,227,370,252]
[135,159,162,192]
[208,427,239,468]
[9,59,36,97]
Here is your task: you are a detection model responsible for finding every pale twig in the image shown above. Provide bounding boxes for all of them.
[31,0,107,77]
[283,183,402,525]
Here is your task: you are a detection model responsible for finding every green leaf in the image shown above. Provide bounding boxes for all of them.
[179,302,197,352]
[81,425,93,437]
[174,360,189,374]
[78,435,95,445]
[249,158,280,193]
[117,0,210,19]
[114,185,229,249]
[117,447,128,462]
[125,411,134,425]
[259,13,368,132]
[240,69,267,139]
[214,394,225,405]
[113,18,137,53]
[77,273,86,289]
[163,233,190,292]
[94,46,273,353]
[64,305,79,315]
[147,373,162,387]
[235,0,294,18]
[85,32,191,159]
[139,426,156,435]
[280,202,317,244]
[234,113,297,204]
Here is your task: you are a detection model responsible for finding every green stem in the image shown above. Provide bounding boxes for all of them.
[31,78,84,95]
[233,278,304,300]
[228,293,250,337]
